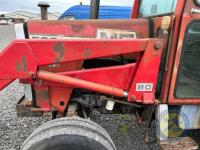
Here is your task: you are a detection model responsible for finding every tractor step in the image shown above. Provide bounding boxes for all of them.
[160,137,199,150]
[16,96,43,117]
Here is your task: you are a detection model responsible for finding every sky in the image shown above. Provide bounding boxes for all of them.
[0,0,134,14]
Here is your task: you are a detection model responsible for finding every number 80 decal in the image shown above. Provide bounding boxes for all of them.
[136,83,153,92]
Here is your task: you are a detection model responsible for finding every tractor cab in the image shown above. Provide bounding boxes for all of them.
[135,0,200,104]
[135,0,200,142]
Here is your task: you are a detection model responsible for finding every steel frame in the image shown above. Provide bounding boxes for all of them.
[131,0,200,104]
[0,38,163,112]
[168,0,200,104]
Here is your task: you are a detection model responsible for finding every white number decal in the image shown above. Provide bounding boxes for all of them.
[136,83,153,92]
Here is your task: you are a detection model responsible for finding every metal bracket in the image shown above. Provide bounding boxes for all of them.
[16,96,43,117]
[67,103,78,117]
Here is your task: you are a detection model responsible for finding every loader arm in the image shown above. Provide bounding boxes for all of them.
[0,38,163,112]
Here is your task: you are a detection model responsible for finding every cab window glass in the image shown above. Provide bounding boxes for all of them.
[175,22,200,98]
[139,0,177,17]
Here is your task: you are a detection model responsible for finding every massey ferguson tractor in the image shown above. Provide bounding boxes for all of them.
[0,0,200,149]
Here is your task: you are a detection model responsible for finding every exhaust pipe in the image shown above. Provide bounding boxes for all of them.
[38,1,50,20]
[90,0,100,19]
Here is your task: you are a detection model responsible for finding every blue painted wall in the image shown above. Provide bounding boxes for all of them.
[59,5,132,20]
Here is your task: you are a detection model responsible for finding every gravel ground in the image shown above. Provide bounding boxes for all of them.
[0,81,159,150]
[0,81,50,150]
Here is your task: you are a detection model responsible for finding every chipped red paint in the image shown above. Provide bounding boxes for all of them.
[34,85,50,110]
[0,38,163,112]
[49,87,72,112]
[0,39,148,81]
[53,42,65,63]
[0,42,37,81]
[27,19,150,39]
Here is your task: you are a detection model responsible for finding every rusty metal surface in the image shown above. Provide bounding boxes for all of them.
[27,19,149,39]
[160,137,199,150]
[38,1,50,20]
[33,85,50,110]
[16,96,43,117]
[66,103,77,117]
[49,87,73,112]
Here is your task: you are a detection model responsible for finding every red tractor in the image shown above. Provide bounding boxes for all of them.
[1,0,200,149]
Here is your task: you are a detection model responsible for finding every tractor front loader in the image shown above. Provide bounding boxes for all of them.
[1,0,200,149]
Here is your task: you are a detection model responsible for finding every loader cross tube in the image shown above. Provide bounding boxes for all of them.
[37,70,128,97]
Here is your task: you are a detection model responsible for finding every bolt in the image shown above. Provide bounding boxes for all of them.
[50,107,57,111]
[154,41,162,50]
[34,80,43,86]
[131,95,136,101]
[29,71,35,77]
[154,99,160,105]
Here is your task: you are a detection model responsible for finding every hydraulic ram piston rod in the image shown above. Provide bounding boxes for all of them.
[37,70,128,98]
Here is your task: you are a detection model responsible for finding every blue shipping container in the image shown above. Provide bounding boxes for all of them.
[59,5,132,20]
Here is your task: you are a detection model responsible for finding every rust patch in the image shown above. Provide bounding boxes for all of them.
[53,42,65,63]
[160,137,198,150]
[16,96,43,117]
[71,24,84,33]
[84,48,90,59]
[16,56,28,71]
[36,90,49,99]
[197,117,200,128]
[22,56,28,71]
[16,62,21,71]
[154,40,163,50]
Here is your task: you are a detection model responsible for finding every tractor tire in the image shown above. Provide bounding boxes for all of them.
[21,117,116,150]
